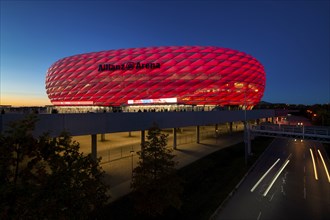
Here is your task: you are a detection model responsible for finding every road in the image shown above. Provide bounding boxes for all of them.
[216,138,330,220]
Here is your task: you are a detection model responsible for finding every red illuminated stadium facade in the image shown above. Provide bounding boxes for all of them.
[45,46,265,109]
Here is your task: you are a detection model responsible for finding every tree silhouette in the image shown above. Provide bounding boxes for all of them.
[0,115,109,219]
[131,125,182,217]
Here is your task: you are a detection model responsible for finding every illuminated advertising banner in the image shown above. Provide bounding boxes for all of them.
[128,98,177,105]
[52,101,94,106]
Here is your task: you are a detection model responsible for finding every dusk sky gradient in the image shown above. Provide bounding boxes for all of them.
[1,0,329,106]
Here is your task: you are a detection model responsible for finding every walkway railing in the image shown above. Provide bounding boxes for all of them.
[99,130,222,164]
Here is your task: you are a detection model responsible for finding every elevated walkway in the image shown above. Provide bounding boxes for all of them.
[0,110,290,160]
[251,124,330,143]
[0,109,284,137]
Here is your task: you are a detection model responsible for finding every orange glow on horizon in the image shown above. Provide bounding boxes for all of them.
[0,94,52,107]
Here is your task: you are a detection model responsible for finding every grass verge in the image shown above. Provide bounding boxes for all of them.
[93,136,274,220]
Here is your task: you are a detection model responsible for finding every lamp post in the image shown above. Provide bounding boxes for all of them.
[236,83,250,165]
[243,85,250,165]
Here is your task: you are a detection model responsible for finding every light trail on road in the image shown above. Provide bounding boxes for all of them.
[310,148,318,180]
[250,158,280,192]
[215,138,330,220]
[317,149,330,183]
[263,158,290,197]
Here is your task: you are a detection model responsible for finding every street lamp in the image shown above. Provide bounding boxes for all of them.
[243,84,251,165]
[235,82,250,165]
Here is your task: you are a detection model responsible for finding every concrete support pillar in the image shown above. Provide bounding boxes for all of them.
[173,128,177,149]
[247,123,251,155]
[196,125,200,144]
[229,122,233,133]
[141,130,145,147]
[91,134,97,161]
[303,126,305,140]
[100,133,106,141]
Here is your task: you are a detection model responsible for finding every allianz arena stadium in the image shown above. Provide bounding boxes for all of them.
[45,46,265,110]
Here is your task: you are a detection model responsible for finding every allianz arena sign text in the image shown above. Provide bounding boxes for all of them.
[98,62,161,71]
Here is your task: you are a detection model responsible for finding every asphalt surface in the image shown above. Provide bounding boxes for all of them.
[216,138,330,220]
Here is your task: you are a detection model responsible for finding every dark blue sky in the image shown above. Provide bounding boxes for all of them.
[1,0,329,106]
